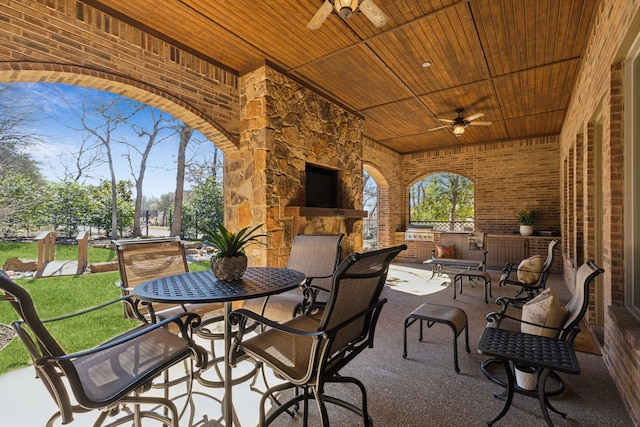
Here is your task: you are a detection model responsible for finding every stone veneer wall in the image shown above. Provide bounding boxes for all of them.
[236,65,364,267]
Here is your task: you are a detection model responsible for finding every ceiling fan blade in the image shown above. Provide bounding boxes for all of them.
[359,0,389,28]
[469,121,492,126]
[464,112,485,122]
[307,1,333,30]
[438,118,455,123]
[428,125,448,132]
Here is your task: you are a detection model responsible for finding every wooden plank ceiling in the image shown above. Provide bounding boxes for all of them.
[86,0,598,154]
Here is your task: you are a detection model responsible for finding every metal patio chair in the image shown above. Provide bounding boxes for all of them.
[113,237,229,406]
[0,270,207,427]
[229,244,406,427]
[241,234,343,322]
[482,260,604,397]
[112,237,223,323]
[499,239,559,304]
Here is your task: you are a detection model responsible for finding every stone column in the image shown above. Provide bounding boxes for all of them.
[237,64,364,265]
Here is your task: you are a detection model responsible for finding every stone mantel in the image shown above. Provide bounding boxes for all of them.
[285,206,367,235]
[284,206,368,218]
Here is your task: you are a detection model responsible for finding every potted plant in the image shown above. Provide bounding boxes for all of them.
[517,209,536,236]
[201,222,266,281]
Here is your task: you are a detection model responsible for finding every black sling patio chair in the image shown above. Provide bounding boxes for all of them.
[241,234,343,322]
[228,244,406,427]
[0,270,207,427]
[112,237,223,324]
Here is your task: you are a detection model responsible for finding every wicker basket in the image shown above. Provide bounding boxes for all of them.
[210,255,248,281]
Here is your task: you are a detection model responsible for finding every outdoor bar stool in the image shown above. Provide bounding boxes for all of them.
[402,303,470,373]
[453,270,492,304]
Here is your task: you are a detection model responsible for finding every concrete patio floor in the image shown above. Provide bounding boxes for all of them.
[0,262,633,426]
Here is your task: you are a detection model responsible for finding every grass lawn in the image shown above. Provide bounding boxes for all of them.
[0,242,210,375]
[0,241,116,267]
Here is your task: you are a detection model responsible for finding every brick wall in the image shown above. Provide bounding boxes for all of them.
[364,136,560,253]
[401,137,561,234]
[0,0,240,150]
[363,137,403,251]
[364,136,561,264]
[559,0,640,423]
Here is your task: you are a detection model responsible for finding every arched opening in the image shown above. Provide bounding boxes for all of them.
[0,71,236,240]
[409,172,475,232]
[363,163,391,250]
[362,170,378,250]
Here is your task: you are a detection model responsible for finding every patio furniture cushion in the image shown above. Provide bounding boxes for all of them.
[435,243,455,258]
[517,254,544,284]
[521,288,567,338]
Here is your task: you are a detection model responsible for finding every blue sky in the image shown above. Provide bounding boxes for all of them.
[5,82,219,198]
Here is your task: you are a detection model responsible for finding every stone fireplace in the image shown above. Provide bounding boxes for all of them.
[232,64,366,267]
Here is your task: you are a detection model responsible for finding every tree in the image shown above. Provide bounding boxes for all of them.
[47,180,92,237]
[182,176,223,239]
[410,173,474,230]
[59,133,105,183]
[58,91,142,239]
[155,192,175,227]
[186,144,223,188]
[88,180,135,237]
[171,124,193,237]
[0,86,42,183]
[124,106,176,237]
[362,171,378,239]
[0,172,44,237]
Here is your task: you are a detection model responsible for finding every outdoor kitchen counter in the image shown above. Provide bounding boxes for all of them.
[396,232,561,273]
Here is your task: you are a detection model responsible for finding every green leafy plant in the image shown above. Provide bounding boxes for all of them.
[201,222,266,258]
[517,209,536,225]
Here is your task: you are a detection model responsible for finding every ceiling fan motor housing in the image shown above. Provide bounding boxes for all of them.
[335,0,359,19]
[338,7,354,18]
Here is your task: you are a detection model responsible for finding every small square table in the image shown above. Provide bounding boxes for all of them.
[477,327,580,427]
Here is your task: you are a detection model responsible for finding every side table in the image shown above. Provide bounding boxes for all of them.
[477,327,580,426]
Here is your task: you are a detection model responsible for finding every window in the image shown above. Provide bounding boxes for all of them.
[625,33,640,315]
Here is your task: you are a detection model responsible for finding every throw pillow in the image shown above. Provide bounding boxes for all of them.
[435,244,455,259]
[517,254,544,284]
[521,288,568,338]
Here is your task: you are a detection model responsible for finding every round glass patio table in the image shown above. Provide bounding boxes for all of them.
[134,267,306,427]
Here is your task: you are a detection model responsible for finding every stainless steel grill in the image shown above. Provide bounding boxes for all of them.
[404,225,435,242]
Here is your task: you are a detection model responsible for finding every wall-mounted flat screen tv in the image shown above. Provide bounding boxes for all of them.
[305,164,338,208]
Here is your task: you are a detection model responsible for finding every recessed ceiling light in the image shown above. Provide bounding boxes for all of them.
[421,61,432,68]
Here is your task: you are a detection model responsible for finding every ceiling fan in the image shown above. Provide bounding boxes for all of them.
[307,0,389,30]
[428,108,492,137]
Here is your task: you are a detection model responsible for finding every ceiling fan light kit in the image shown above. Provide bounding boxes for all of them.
[452,124,466,136]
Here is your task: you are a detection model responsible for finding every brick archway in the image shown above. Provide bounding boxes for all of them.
[0,63,238,155]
